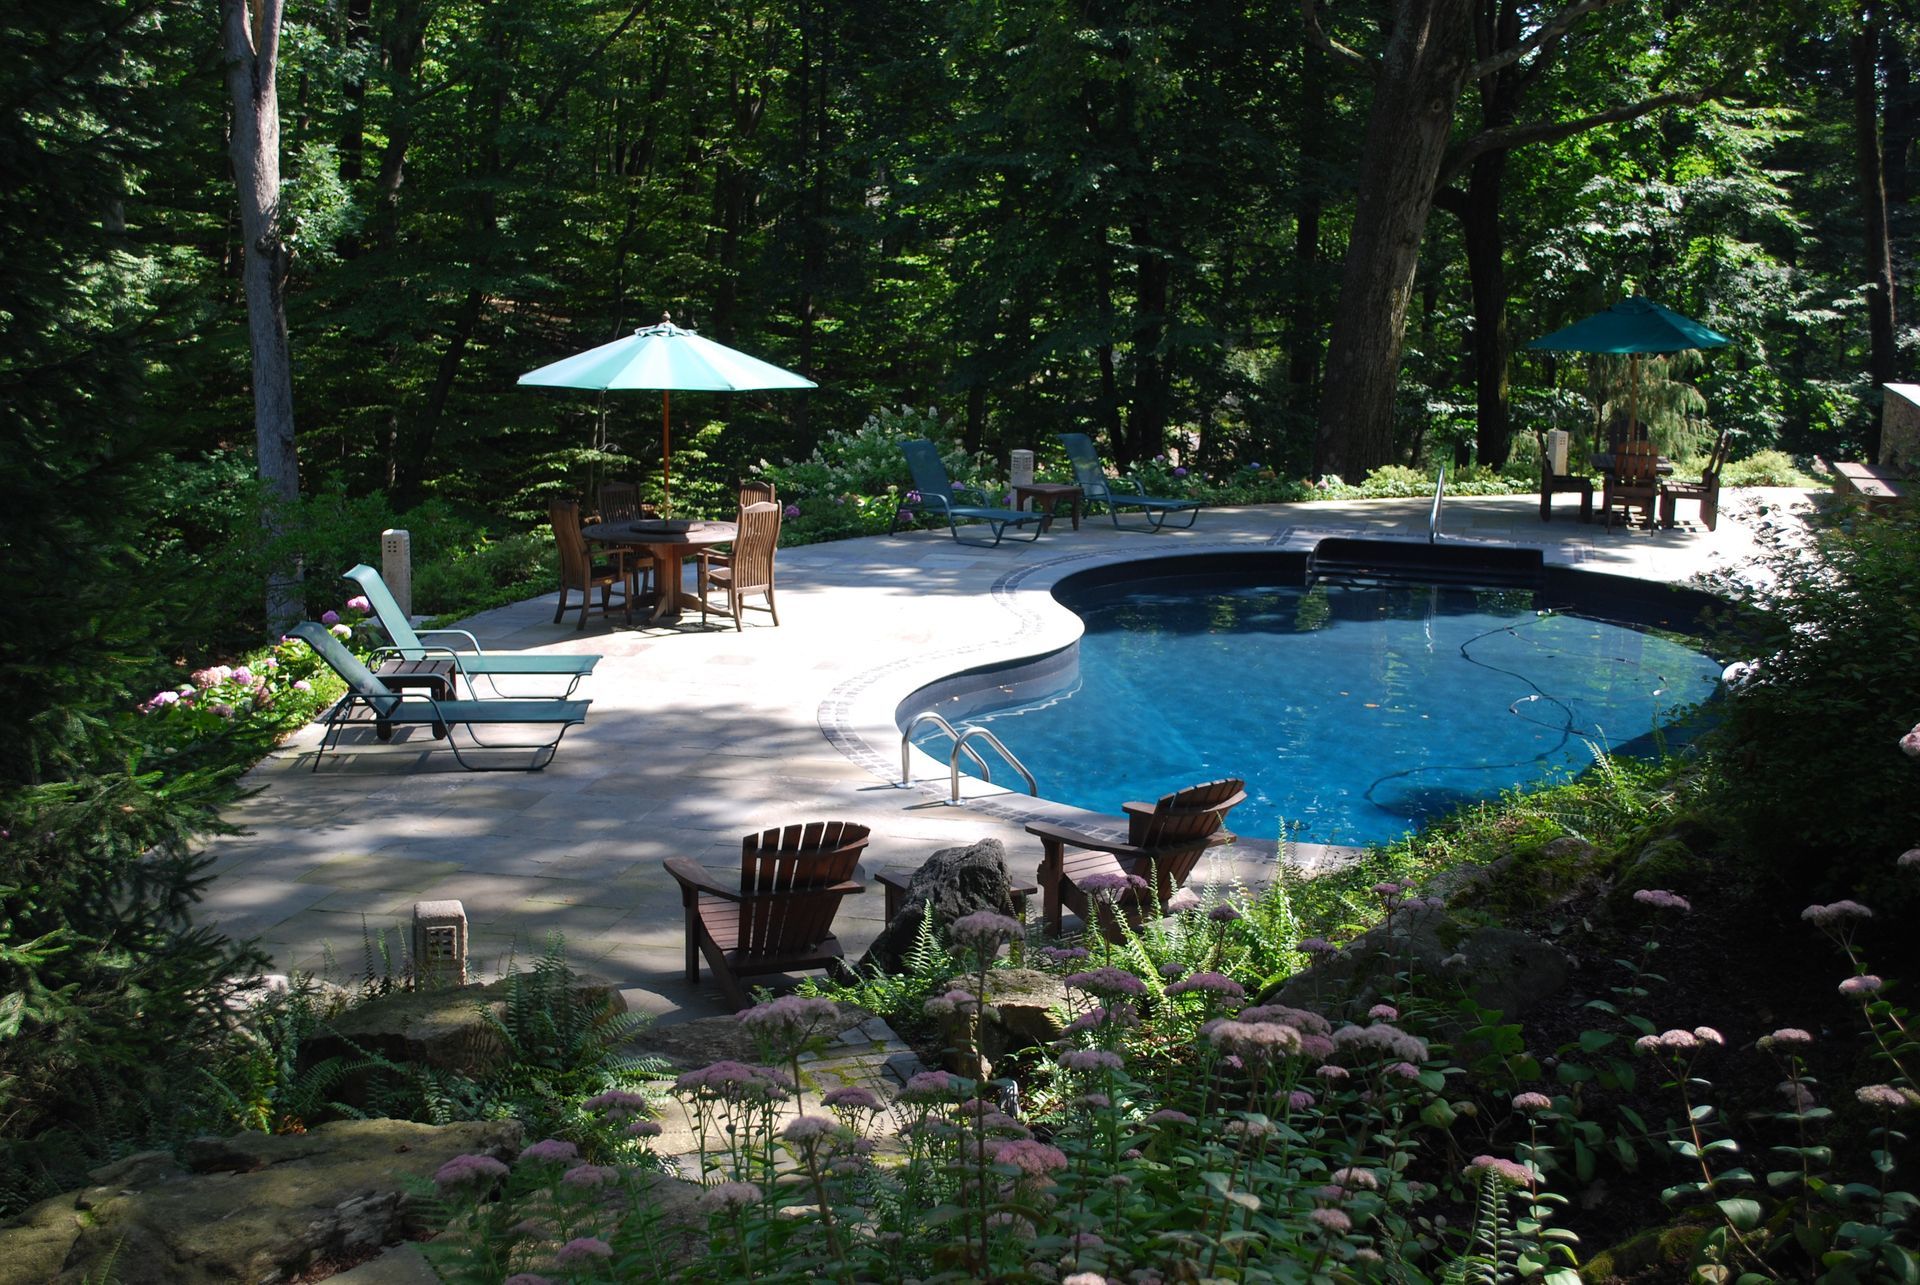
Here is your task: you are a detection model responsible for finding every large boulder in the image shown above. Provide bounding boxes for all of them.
[859,838,1022,975]
[301,970,626,1085]
[0,1118,522,1285]
[931,968,1070,1078]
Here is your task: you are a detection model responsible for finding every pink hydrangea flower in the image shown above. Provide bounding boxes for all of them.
[345,595,371,614]
[1464,1155,1534,1187]
[555,1237,613,1265]
[949,909,1022,948]
[700,1181,762,1211]
[320,610,340,626]
[328,624,352,640]
[291,679,312,692]
[433,1153,507,1187]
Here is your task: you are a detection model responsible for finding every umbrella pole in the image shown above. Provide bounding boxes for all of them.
[662,390,672,508]
[1628,353,1641,444]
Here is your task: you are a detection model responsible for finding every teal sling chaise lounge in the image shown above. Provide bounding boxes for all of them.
[1058,432,1203,531]
[888,438,1043,547]
[344,564,599,698]
[290,622,589,772]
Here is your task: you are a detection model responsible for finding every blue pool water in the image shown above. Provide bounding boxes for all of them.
[915,578,1723,846]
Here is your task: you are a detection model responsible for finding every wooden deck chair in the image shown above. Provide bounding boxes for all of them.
[1601,440,1660,531]
[550,498,645,629]
[290,622,589,772]
[1027,778,1246,940]
[1058,432,1203,530]
[887,438,1042,547]
[696,500,781,629]
[1659,429,1731,531]
[344,565,599,698]
[663,821,873,1010]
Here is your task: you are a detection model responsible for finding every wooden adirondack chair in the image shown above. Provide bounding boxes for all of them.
[663,821,872,1010]
[1601,440,1660,531]
[1027,778,1246,939]
[696,500,781,629]
[1659,429,1732,531]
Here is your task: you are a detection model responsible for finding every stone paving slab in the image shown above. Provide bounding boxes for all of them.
[191,489,1820,1022]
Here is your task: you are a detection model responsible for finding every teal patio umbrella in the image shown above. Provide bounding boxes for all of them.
[518,314,816,505]
[1527,297,1730,444]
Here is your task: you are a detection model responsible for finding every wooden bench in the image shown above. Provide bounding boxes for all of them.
[1833,461,1910,507]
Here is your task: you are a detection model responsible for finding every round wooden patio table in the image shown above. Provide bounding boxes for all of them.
[583,519,736,625]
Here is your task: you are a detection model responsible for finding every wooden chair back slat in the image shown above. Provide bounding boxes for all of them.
[732,822,871,960]
[731,501,781,591]
[1125,777,1247,899]
[549,499,592,583]
[738,480,776,507]
[1614,440,1660,484]
[599,482,642,523]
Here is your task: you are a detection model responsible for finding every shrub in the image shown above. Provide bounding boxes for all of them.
[1701,505,1920,900]
[1718,448,1822,488]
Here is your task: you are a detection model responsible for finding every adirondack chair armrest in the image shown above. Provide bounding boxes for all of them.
[663,858,743,903]
[1024,819,1150,861]
[414,627,486,653]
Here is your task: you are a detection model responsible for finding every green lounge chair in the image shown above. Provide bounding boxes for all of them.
[887,438,1043,547]
[1058,432,1203,531]
[290,622,589,773]
[344,564,598,698]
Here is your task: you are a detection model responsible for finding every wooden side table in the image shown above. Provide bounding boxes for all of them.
[1012,483,1084,531]
[369,657,457,741]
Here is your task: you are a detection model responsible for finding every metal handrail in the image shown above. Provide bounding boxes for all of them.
[1428,462,1447,544]
[949,726,1038,803]
[901,711,994,786]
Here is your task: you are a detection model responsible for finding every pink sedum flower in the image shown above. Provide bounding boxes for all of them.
[1633,888,1691,912]
[1512,1092,1554,1113]
[555,1237,613,1265]
[1464,1155,1534,1187]
[1900,722,1920,757]
[1309,1207,1352,1233]
[1840,975,1885,998]
[433,1153,507,1187]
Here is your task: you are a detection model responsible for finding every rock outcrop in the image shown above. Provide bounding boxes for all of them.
[859,838,1022,975]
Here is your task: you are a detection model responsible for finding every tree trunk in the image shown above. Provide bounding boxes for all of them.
[1314,0,1476,480]
[1853,5,1898,455]
[1288,37,1325,410]
[222,0,302,628]
[1463,150,1512,469]
[1127,237,1172,464]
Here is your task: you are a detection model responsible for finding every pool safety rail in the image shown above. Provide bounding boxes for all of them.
[1305,536,1547,591]
[900,711,1039,803]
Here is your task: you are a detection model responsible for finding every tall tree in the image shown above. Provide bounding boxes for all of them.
[1853,0,1899,449]
[1307,0,1724,478]
[221,0,301,624]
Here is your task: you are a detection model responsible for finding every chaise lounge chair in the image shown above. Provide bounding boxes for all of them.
[290,622,590,773]
[888,438,1044,547]
[1027,777,1246,940]
[663,821,873,1010]
[344,565,600,698]
[1058,432,1203,531]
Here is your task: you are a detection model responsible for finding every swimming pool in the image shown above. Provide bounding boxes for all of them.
[904,557,1725,846]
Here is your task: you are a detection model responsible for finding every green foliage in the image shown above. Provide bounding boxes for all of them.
[797,910,958,1036]
[1700,505,1920,895]
[1717,449,1823,488]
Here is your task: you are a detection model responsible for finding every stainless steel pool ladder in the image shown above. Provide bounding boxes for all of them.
[900,711,1039,803]
[1429,462,1447,544]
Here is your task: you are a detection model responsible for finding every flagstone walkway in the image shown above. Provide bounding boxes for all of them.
[194,488,1819,1023]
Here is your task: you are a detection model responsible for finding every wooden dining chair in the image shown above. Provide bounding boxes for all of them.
[549,497,643,630]
[695,500,781,629]
[663,821,872,1010]
[1601,440,1660,531]
[597,481,644,522]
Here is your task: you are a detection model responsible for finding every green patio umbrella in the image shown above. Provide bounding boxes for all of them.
[518,314,816,505]
[1527,297,1730,444]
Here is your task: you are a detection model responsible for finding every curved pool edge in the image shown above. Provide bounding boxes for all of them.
[819,529,1737,876]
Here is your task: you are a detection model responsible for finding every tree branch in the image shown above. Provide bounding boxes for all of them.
[1300,0,1370,68]
[1469,0,1626,80]
[1440,85,1716,186]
